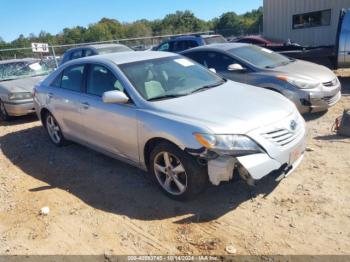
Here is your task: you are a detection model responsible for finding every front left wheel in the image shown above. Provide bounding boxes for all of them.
[150,142,208,200]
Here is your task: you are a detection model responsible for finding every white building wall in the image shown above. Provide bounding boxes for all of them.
[263,0,350,46]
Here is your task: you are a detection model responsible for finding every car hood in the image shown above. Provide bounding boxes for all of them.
[0,75,45,94]
[147,81,296,134]
[273,59,336,83]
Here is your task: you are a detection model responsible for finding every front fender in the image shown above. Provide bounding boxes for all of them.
[137,110,209,167]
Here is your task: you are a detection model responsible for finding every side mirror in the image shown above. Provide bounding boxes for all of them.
[102,90,129,104]
[227,63,245,72]
[209,68,217,73]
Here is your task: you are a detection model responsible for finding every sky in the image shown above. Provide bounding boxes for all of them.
[0,0,262,42]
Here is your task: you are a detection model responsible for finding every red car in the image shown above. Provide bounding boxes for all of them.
[232,35,302,51]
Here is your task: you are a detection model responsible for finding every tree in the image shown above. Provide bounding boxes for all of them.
[215,12,242,36]
[0,7,263,48]
[161,10,209,34]
[125,22,152,38]
[98,18,125,39]
[240,7,263,35]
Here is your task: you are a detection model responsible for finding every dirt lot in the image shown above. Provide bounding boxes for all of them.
[0,77,350,256]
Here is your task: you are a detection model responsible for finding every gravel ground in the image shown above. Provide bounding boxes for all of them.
[0,76,349,255]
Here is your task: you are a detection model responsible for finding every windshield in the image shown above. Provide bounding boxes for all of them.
[98,45,133,54]
[228,45,292,68]
[119,56,224,101]
[0,60,54,82]
[204,36,227,45]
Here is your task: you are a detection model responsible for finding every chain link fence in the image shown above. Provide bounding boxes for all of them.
[0,31,215,67]
[0,27,264,69]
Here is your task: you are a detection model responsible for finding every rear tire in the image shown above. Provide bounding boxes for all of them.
[44,112,67,146]
[149,142,208,200]
[0,100,10,121]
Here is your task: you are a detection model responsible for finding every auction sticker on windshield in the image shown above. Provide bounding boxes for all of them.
[174,58,194,67]
[29,63,42,71]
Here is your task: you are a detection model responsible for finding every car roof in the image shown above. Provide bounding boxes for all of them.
[172,34,222,40]
[65,43,129,52]
[200,34,223,39]
[73,51,178,65]
[0,58,38,65]
[181,43,250,53]
[86,43,129,49]
[237,35,284,44]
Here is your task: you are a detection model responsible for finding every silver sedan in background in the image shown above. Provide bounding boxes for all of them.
[0,58,54,121]
[34,52,307,200]
[181,43,341,114]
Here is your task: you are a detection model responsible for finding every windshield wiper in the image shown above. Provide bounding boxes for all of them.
[190,79,226,94]
[148,94,187,101]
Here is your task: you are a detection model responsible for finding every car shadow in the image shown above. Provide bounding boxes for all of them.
[0,114,38,127]
[0,126,281,223]
[303,111,327,121]
[314,134,349,141]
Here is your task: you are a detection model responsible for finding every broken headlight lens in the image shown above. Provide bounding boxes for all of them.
[194,133,263,156]
[8,92,33,100]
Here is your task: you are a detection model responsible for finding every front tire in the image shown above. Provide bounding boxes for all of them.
[0,100,10,121]
[44,112,67,146]
[150,142,208,200]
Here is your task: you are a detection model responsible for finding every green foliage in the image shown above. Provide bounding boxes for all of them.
[215,7,263,36]
[0,7,262,49]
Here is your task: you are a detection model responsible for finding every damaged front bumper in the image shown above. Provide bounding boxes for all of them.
[188,112,307,186]
[205,149,305,186]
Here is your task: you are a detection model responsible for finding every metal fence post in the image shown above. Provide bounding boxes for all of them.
[51,46,59,68]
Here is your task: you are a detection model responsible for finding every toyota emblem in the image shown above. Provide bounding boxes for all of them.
[290,120,297,131]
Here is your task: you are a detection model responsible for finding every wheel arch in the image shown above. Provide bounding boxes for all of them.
[39,107,52,127]
[143,137,182,171]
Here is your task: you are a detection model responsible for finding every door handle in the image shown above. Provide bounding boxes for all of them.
[81,102,90,110]
[48,92,54,99]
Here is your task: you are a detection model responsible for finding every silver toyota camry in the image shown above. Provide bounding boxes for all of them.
[34,51,307,200]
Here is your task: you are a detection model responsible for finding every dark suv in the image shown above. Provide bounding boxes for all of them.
[153,34,227,53]
[60,43,133,65]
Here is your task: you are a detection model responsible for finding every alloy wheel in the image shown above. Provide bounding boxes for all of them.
[46,114,62,144]
[153,151,187,195]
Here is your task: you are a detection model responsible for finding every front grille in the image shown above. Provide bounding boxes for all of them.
[323,78,338,87]
[263,124,303,147]
[321,92,341,105]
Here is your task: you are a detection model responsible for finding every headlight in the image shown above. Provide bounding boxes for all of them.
[8,92,32,100]
[277,76,320,89]
[194,133,263,156]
